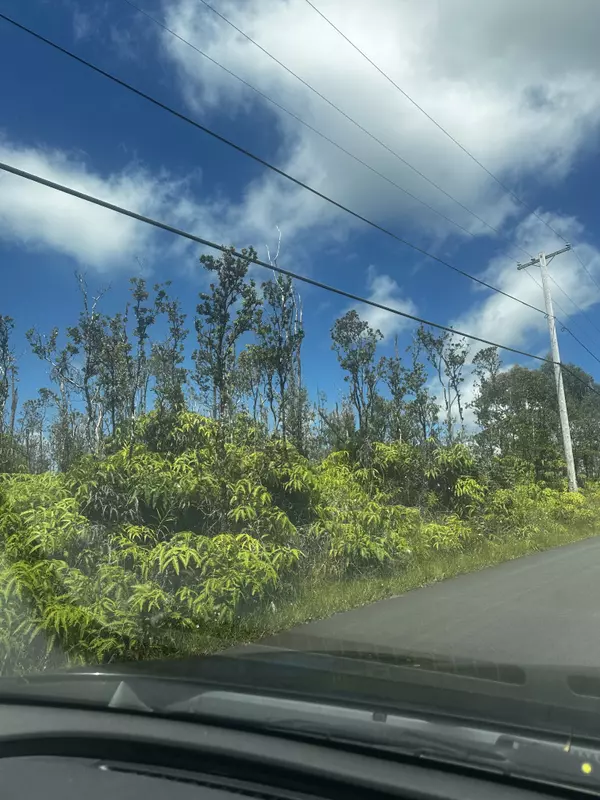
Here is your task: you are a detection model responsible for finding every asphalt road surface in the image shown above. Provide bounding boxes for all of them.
[264,537,600,667]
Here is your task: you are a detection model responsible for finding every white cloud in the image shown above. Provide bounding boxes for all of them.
[158,0,600,247]
[0,137,299,274]
[0,134,342,281]
[452,212,600,352]
[0,138,192,271]
[356,265,417,339]
[72,9,92,41]
[9,0,600,289]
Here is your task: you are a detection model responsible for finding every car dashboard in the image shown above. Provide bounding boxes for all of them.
[0,702,588,800]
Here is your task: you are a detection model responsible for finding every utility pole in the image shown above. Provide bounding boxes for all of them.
[518,245,578,491]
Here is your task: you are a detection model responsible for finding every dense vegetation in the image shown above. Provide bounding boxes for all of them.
[1,247,600,674]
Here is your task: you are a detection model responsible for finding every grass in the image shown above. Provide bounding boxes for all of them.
[190,517,600,655]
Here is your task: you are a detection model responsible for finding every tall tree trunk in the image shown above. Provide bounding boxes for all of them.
[9,366,17,435]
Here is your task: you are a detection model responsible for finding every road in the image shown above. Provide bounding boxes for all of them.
[264,537,600,667]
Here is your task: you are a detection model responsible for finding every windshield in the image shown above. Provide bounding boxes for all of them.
[3,0,600,792]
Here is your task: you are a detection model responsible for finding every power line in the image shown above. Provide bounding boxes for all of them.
[0,11,544,318]
[122,0,536,263]
[546,273,600,340]
[120,0,477,240]
[0,160,558,357]
[522,264,600,346]
[519,270,600,368]
[7,11,600,381]
[195,0,533,261]
[572,244,600,294]
[520,252,600,355]
[124,0,600,373]
[564,328,600,369]
[8,12,600,382]
[1,158,599,401]
[556,246,600,343]
[522,268,568,321]
[303,0,567,247]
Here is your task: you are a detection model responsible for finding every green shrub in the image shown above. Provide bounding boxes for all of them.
[1,411,599,676]
[371,441,427,506]
[487,455,535,490]
[483,484,541,539]
[424,444,485,517]
[310,452,417,576]
[419,515,474,554]
[0,423,306,671]
[538,487,593,526]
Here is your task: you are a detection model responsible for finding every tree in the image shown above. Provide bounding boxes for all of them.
[26,325,81,470]
[18,390,52,473]
[98,312,132,438]
[49,394,87,473]
[380,336,427,443]
[545,361,600,481]
[258,275,304,444]
[403,330,440,446]
[66,273,108,453]
[316,392,357,455]
[236,345,268,430]
[193,247,261,423]
[0,315,18,435]
[330,310,383,453]
[471,346,503,461]
[27,274,115,462]
[445,336,470,433]
[94,279,159,447]
[472,362,564,484]
[286,379,312,455]
[129,278,156,420]
[151,282,188,413]
[0,315,13,434]
[417,326,468,442]
[27,274,114,457]
[0,315,20,471]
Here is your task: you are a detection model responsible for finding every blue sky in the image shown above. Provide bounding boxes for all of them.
[3,0,600,413]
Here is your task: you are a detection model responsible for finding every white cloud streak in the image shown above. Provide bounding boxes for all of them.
[159,0,600,248]
[0,138,204,272]
[0,136,319,274]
